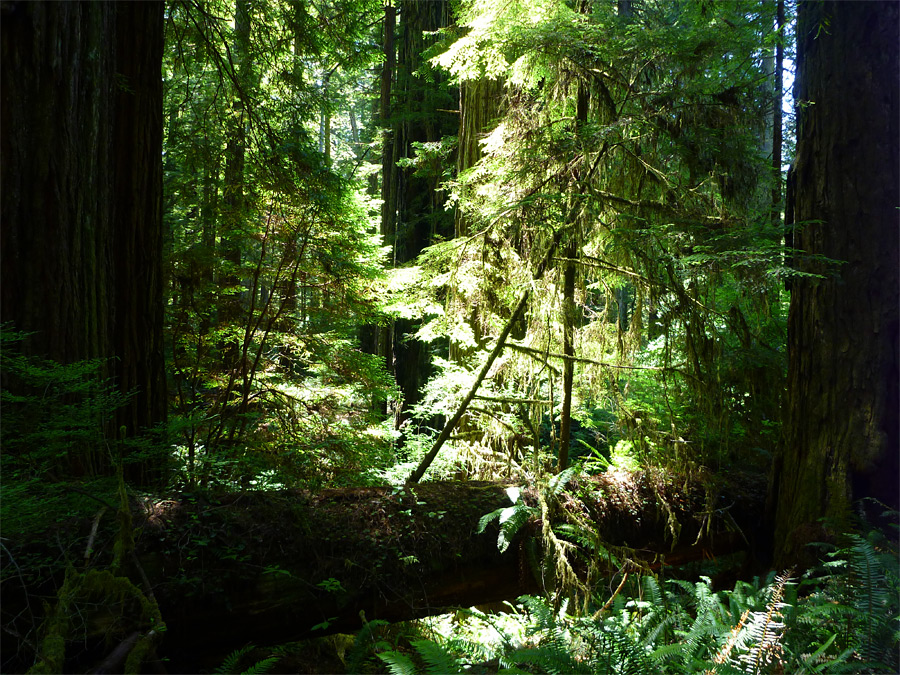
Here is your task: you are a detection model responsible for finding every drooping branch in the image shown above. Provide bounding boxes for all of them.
[408,150,607,483]
[506,342,667,371]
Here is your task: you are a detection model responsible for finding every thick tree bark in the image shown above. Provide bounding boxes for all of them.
[1,2,115,368]
[112,1,167,482]
[771,1,899,567]
[0,1,166,482]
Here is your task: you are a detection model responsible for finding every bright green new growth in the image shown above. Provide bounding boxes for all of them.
[393,0,795,482]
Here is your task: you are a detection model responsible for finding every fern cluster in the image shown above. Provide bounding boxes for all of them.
[373,530,898,675]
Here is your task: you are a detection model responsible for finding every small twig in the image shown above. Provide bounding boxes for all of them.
[594,571,629,618]
[0,540,36,644]
[52,481,118,512]
[1,621,38,655]
[473,395,551,405]
[84,507,108,565]
[130,550,159,605]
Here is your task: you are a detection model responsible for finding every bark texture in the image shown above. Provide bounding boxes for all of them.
[1,1,117,367]
[162,473,760,668]
[772,0,899,566]
[0,1,167,481]
[0,474,764,672]
[111,1,167,467]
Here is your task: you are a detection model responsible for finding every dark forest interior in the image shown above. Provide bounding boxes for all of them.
[1,0,898,673]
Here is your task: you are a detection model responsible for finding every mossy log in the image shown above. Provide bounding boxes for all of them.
[134,472,763,668]
[2,473,764,672]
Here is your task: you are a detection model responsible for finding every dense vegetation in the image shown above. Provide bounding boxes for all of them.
[1,0,897,673]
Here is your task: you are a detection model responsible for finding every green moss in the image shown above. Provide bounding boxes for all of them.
[825,472,853,534]
[28,569,76,674]
[124,632,157,674]
[27,568,165,674]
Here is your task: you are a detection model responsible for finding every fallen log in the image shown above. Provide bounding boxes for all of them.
[3,471,766,672]
[140,470,764,669]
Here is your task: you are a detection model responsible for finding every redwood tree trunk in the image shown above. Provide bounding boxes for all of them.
[772,0,899,566]
[112,1,167,482]
[0,1,166,482]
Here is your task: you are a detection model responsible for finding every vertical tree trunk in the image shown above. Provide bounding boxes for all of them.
[112,1,167,482]
[558,238,577,472]
[772,0,899,566]
[374,3,397,390]
[220,0,251,357]
[771,0,784,228]
[381,0,456,431]
[1,2,116,368]
[0,1,166,483]
[558,77,590,473]
[380,3,397,258]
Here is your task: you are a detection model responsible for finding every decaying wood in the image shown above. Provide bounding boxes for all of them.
[1,473,764,672]
[134,472,763,668]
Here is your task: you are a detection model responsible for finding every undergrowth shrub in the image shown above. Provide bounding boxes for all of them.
[374,525,898,674]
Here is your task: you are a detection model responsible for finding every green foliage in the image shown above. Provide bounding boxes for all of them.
[355,510,890,675]
[163,0,398,490]
[346,617,392,674]
[396,0,792,480]
[477,486,539,554]
[797,528,900,672]
[1,325,129,478]
[378,649,419,675]
[378,639,468,675]
[378,532,898,675]
[215,645,279,675]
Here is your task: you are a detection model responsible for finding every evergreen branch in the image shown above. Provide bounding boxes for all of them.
[506,342,665,371]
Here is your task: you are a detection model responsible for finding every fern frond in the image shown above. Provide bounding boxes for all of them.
[215,645,255,674]
[506,644,586,675]
[735,570,791,675]
[377,649,418,675]
[651,641,687,664]
[590,620,655,675]
[412,639,466,674]
[498,503,536,553]
[346,617,390,673]
[477,506,505,534]
[674,577,730,668]
[239,656,278,675]
[643,575,663,607]
[846,533,888,662]
[547,466,579,497]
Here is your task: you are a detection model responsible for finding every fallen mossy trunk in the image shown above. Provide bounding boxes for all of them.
[2,472,765,672]
[137,472,764,669]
